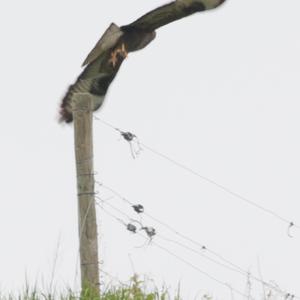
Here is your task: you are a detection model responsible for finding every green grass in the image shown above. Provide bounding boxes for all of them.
[0,275,182,300]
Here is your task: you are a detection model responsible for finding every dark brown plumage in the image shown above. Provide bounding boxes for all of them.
[59,0,226,122]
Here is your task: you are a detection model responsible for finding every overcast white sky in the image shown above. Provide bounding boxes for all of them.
[1,0,300,299]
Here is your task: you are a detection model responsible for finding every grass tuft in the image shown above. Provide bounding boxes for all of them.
[0,275,180,300]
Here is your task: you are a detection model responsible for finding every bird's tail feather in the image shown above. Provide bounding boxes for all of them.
[59,85,75,123]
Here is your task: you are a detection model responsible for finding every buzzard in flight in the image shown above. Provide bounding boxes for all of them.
[59,0,226,122]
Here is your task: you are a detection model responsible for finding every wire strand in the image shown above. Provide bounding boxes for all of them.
[96,182,298,299]
[150,238,251,300]
[97,204,252,300]
[94,117,299,231]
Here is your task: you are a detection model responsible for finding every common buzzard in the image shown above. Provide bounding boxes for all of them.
[59,0,226,122]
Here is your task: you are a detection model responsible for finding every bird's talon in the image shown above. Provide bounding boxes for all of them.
[109,43,128,68]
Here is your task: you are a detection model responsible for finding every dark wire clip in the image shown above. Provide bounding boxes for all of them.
[287,222,294,238]
[119,131,142,159]
[121,131,136,142]
[141,226,156,238]
[132,204,144,214]
[127,223,137,233]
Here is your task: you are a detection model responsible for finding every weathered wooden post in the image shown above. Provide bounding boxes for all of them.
[73,94,100,297]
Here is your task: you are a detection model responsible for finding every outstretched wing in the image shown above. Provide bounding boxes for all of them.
[82,23,124,66]
[59,0,226,123]
[125,0,225,31]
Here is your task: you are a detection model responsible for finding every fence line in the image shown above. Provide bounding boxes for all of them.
[94,116,299,235]
[95,186,298,299]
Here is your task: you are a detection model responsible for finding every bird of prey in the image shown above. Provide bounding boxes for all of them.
[59,0,226,123]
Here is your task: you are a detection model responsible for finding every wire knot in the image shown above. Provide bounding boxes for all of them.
[132,204,144,214]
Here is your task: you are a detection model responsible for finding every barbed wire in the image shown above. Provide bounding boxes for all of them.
[93,116,300,235]
[99,203,299,300]
[97,181,297,287]
[97,183,259,269]
[96,195,157,241]
[72,181,298,300]
[149,238,252,300]
[92,117,299,298]
[95,182,299,300]
[95,201,252,300]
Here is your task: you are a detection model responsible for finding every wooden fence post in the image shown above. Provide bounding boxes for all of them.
[73,94,100,297]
